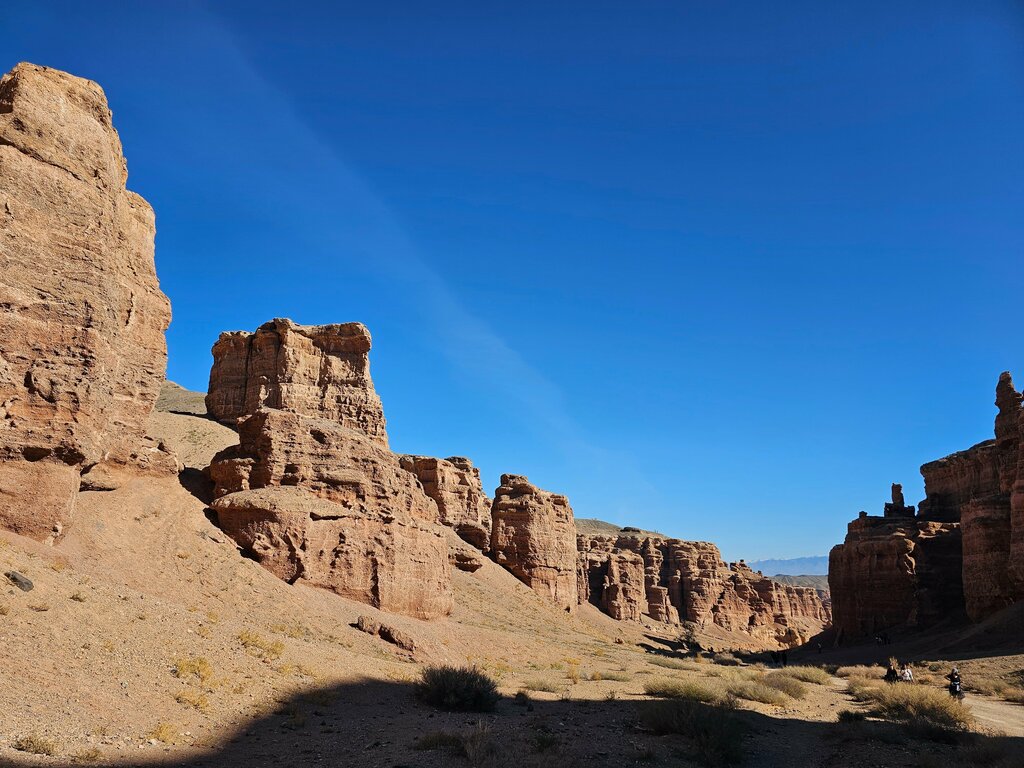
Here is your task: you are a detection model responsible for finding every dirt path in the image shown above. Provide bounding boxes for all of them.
[967,695,1024,736]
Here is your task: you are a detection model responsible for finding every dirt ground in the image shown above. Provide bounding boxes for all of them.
[1,402,1022,767]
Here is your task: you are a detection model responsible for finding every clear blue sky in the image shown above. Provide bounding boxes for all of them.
[7,1,1023,561]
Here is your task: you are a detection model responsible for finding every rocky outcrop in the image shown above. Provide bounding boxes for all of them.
[399,455,491,550]
[0,63,174,541]
[490,474,577,610]
[208,321,452,619]
[578,534,830,646]
[830,371,1024,636]
[206,319,388,445]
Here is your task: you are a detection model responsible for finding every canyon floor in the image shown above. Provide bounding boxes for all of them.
[1,392,1022,767]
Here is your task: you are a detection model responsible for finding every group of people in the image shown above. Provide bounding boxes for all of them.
[883,661,915,683]
[884,660,964,698]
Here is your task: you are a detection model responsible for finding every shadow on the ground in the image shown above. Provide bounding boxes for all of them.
[4,677,1020,768]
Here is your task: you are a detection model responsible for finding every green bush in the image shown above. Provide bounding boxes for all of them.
[416,665,500,712]
[644,679,721,703]
[637,700,745,767]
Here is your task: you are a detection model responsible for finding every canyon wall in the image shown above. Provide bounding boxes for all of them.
[490,474,578,610]
[0,63,174,541]
[829,372,1024,637]
[207,320,453,619]
[578,534,830,646]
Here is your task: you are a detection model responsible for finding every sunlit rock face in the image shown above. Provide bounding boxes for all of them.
[207,320,453,620]
[0,63,174,541]
[830,371,1024,637]
[578,534,831,647]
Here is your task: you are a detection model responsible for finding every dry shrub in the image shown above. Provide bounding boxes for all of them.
[173,656,214,684]
[648,657,689,671]
[238,630,284,661]
[864,683,974,732]
[414,731,464,751]
[837,709,867,723]
[599,670,632,682]
[763,672,807,699]
[637,700,745,766]
[174,689,211,713]
[70,747,103,763]
[775,665,831,685]
[712,653,742,666]
[726,680,789,706]
[148,722,178,745]
[522,678,560,693]
[416,665,499,712]
[644,679,721,703]
[846,674,886,702]
[835,665,881,679]
[12,734,57,755]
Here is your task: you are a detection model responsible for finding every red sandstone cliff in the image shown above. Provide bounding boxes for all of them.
[579,534,830,646]
[0,63,175,542]
[829,372,1024,638]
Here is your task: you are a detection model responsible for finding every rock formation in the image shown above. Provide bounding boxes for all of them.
[399,455,491,550]
[490,474,577,610]
[208,321,452,619]
[206,319,388,445]
[0,63,174,541]
[829,371,1024,637]
[578,535,830,646]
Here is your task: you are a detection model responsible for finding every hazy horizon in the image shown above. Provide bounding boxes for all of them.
[9,1,1023,561]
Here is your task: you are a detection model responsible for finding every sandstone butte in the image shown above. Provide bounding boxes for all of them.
[829,372,1024,639]
[0,62,175,543]
[0,61,830,646]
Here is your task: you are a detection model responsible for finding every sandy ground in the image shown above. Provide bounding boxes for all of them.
[0,402,1021,767]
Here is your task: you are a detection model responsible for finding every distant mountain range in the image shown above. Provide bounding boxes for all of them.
[747,555,829,576]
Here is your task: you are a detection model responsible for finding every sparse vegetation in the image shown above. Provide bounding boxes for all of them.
[774,665,830,685]
[174,689,211,712]
[644,679,721,703]
[522,678,560,693]
[0,603,8,615]
[414,731,464,752]
[712,652,741,666]
[763,671,808,699]
[70,747,103,763]
[726,679,790,706]
[149,722,178,745]
[416,665,500,712]
[70,591,87,602]
[866,682,974,732]
[598,670,632,682]
[637,699,745,766]
[838,709,867,723]
[532,731,560,753]
[238,630,284,661]
[12,734,57,756]
[172,656,214,684]
[647,656,689,670]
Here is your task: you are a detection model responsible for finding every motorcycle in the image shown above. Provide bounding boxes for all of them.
[948,678,964,700]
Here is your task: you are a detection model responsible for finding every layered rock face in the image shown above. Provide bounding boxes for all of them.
[491,474,577,610]
[399,455,491,550]
[208,321,452,619]
[579,535,830,645]
[830,371,1024,636]
[206,319,388,445]
[0,63,173,541]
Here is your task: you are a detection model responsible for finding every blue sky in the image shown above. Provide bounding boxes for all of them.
[7,1,1023,560]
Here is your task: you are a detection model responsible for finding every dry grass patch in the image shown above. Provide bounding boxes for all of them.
[726,679,789,706]
[148,722,179,745]
[12,734,57,756]
[775,665,830,685]
[836,665,881,679]
[763,672,807,699]
[416,665,500,712]
[174,689,211,713]
[238,630,284,661]
[644,679,721,703]
[597,670,632,682]
[637,699,745,766]
[522,678,560,693]
[859,682,974,732]
[173,656,214,684]
[647,656,689,671]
